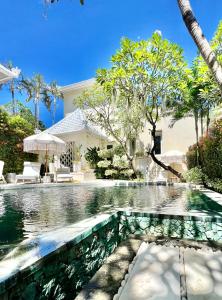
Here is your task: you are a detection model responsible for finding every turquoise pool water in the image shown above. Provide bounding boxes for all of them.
[0,184,221,255]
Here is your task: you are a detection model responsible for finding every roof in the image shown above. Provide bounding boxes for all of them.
[45,108,108,140]
[59,78,95,94]
[0,64,20,84]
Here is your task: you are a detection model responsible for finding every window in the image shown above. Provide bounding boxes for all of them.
[107,145,113,149]
[154,132,162,155]
[129,139,136,156]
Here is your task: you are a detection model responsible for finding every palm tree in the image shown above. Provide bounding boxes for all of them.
[177,0,222,93]
[46,81,63,125]
[20,74,51,129]
[2,61,19,115]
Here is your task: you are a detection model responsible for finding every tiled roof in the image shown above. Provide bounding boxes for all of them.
[46,108,108,139]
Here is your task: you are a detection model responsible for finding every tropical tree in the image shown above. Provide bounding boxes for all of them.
[0,108,37,174]
[1,61,21,115]
[177,0,222,93]
[20,74,51,129]
[46,81,63,125]
[76,84,143,173]
[47,0,222,93]
[96,34,188,179]
[2,100,46,130]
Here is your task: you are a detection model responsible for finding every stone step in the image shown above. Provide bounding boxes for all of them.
[116,243,181,300]
[115,243,222,300]
[184,248,222,300]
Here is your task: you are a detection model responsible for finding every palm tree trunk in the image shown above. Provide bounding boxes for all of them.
[177,0,222,93]
[206,109,210,134]
[10,81,16,115]
[34,99,38,129]
[200,110,204,136]
[53,96,56,125]
[194,112,199,166]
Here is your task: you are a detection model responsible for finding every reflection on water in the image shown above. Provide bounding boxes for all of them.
[0,184,205,252]
[186,190,222,216]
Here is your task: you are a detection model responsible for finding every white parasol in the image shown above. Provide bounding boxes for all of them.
[23,132,66,172]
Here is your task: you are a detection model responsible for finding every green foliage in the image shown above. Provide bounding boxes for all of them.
[2,101,46,130]
[105,169,118,177]
[206,178,222,194]
[77,34,188,178]
[0,108,37,174]
[97,160,111,168]
[201,120,222,179]
[97,33,188,128]
[97,149,112,159]
[112,154,128,169]
[112,145,125,156]
[186,119,222,192]
[85,146,137,180]
[84,147,105,179]
[20,74,52,129]
[97,148,136,180]
[186,144,198,170]
[183,167,204,184]
[84,147,100,169]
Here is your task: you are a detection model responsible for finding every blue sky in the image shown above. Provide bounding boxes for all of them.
[0,0,222,127]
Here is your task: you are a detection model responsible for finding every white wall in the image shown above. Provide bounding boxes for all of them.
[137,116,201,155]
[56,131,108,169]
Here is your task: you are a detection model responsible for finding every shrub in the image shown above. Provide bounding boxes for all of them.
[0,109,37,174]
[183,167,204,184]
[84,147,106,178]
[97,160,111,168]
[93,146,137,180]
[85,147,100,168]
[105,169,118,178]
[186,119,222,192]
[112,155,129,169]
[112,145,125,156]
[120,169,134,178]
[97,149,112,159]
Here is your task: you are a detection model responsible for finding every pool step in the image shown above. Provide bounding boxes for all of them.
[184,248,222,300]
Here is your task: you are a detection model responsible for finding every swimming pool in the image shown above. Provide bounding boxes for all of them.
[0,184,221,256]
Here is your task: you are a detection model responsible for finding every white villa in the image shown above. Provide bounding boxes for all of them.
[46,78,201,181]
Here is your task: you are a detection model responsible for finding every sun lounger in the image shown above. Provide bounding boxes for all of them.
[0,161,6,183]
[16,162,41,183]
[55,167,73,183]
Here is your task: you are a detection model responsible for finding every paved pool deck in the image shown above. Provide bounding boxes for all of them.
[76,236,222,300]
[115,242,222,300]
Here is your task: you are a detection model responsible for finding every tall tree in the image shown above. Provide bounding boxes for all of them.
[20,74,51,129]
[96,34,188,179]
[177,0,222,93]
[2,61,20,115]
[48,0,222,93]
[76,84,143,173]
[46,81,63,125]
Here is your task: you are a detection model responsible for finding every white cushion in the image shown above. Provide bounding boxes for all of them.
[0,161,4,176]
[23,162,41,176]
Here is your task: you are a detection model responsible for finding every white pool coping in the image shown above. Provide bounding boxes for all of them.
[0,212,115,284]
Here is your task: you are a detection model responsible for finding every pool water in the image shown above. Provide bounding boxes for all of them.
[0,184,221,255]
